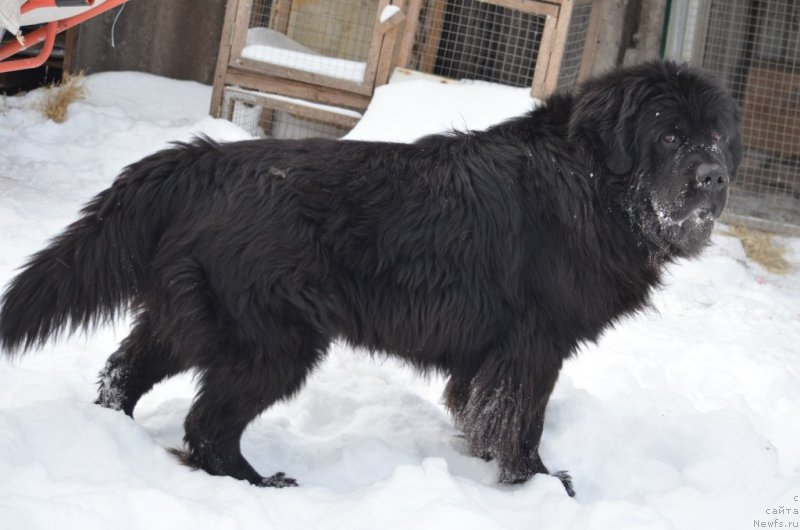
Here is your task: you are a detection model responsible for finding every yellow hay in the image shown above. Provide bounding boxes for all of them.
[40,72,87,123]
[725,224,791,275]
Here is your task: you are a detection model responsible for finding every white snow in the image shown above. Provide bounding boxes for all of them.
[380,5,402,23]
[347,77,536,142]
[242,27,367,83]
[0,71,799,530]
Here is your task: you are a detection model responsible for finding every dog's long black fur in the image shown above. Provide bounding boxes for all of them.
[0,62,741,495]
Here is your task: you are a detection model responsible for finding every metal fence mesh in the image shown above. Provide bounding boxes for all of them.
[224,87,358,140]
[700,0,800,233]
[249,0,378,62]
[244,0,378,84]
[408,0,546,88]
[407,0,594,92]
[229,99,353,139]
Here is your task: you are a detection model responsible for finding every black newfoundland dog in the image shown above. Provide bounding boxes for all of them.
[0,61,740,496]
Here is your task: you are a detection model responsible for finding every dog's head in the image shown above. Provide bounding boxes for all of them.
[569,61,742,258]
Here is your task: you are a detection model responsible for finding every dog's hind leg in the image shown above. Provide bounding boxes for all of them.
[96,310,184,417]
[153,256,329,486]
[175,321,327,488]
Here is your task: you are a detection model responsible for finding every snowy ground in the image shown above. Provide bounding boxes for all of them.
[0,73,799,530]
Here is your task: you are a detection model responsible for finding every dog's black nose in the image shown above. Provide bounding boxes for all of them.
[695,163,728,191]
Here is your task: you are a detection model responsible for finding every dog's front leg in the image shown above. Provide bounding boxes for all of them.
[449,333,574,496]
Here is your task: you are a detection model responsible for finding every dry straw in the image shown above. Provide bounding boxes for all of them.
[40,72,87,123]
[725,224,791,275]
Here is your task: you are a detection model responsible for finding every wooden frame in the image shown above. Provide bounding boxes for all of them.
[397,0,601,99]
[221,85,362,139]
[211,0,408,117]
[576,0,601,84]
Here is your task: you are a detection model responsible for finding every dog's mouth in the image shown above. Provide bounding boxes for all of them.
[658,194,725,228]
[653,205,711,228]
[637,198,720,257]
[695,207,714,221]
[682,205,717,227]
[664,204,718,237]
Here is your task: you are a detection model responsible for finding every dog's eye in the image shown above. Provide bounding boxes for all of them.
[711,131,722,143]
[662,134,677,144]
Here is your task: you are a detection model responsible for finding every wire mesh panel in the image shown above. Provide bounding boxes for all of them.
[699,0,800,233]
[403,0,598,95]
[243,0,380,84]
[411,1,546,87]
[222,86,361,139]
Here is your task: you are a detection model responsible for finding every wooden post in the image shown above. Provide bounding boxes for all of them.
[418,0,446,73]
[543,0,574,95]
[229,0,254,64]
[531,12,558,98]
[375,0,407,86]
[270,0,292,33]
[363,0,393,88]
[396,0,422,68]
[577,0,601,82]
[210,0,244,117]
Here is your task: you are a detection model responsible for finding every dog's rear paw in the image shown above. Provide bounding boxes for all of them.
[553,470,575,497]
[259,472,298,488]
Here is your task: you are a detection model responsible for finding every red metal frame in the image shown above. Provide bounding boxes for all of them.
[0,0,129,73]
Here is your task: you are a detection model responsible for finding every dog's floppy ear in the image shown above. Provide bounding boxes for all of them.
[569,77,645,175]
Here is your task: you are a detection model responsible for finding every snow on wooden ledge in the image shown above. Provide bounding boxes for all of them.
[380,5,401,23]
[242,27,367,83]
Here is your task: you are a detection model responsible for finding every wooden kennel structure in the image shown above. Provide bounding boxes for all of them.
[211,0,408,120]
[210,0,600,136]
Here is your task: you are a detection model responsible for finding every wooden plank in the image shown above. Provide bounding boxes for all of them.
[418,0,446,72]
[363,0,393,89]
[375,0,406,87]
[531,12,557,98]
[577,0,600,82]
[226,87,361,128]
[225,67,372,110]
[225,87,361,128]
[395,0,422,68]
[229,0,254,61]
[379,5,405,34]
[210,0,244,117]
[261,99,360,129]
[543,0,573,95]
[270,0,292,33]
[375,25,401,87]
[478,0,559,18]
[234,57,373,95]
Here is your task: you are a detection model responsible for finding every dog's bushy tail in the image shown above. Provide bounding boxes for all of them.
[0,146,187,355]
